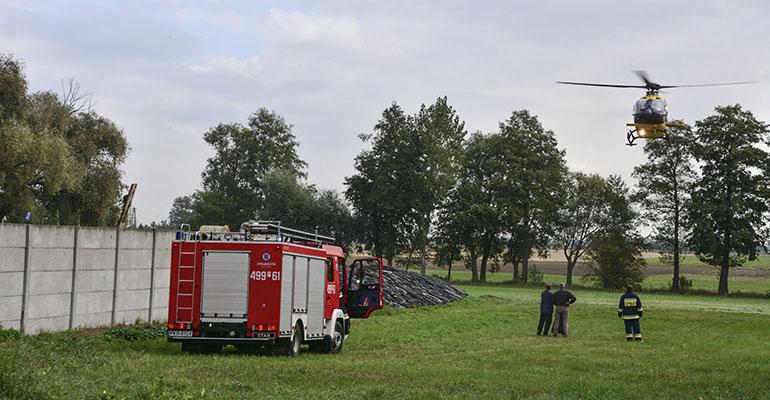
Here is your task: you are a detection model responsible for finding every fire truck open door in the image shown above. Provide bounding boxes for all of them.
[346,258,383,318]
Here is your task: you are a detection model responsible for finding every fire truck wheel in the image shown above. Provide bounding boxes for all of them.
[280,324,303,356]
[326,320,344,354]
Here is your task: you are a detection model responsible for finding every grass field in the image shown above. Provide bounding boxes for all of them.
[644,254,770,269]
[427,269,770,296]
[2,285,770,399]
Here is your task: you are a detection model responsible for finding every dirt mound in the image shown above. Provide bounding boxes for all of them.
[382,266,467,308]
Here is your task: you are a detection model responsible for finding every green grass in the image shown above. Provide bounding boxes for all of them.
[2,286,770,399]
[642,274,770,295]
[428,269,770,296]
[644,254,770,269]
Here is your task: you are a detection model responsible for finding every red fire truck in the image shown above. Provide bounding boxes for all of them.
[166,221,383,355]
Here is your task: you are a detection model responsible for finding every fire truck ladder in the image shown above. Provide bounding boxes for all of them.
[175,241,198,325]
[239,220,336,245]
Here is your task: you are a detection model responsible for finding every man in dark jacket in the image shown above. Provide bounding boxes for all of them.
[618,285,643,341]
[537,285,554,336]
[551,283,577,336]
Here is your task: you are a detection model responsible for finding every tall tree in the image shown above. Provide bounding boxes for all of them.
[586,230,646,289]
[201,108,306,228]
[345,103,418,265]
[689,105,770,295]
[632,123,696,293]
[436,132,509,282]
[168,195,196,228]
[553,173,632,286]
[498,110,567,283]
[0,56,83,223]
[46,109,128,225]
[413,97,466,274]
[0,54,27,122]
[585,175,643,289]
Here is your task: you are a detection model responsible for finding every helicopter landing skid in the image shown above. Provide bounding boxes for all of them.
[626,129,638,146]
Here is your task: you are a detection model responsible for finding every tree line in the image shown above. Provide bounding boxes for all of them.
[176,98,768,296]
[0,55,128,226]
[5,54,766,296]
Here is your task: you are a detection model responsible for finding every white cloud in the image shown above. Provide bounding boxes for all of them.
[264,8,365,51]
[190,55,263,78]
[3,0,770,225]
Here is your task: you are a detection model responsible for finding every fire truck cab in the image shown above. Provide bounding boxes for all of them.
[166,221,383,356]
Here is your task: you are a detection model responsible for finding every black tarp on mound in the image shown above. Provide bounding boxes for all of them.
[382,266,467,308]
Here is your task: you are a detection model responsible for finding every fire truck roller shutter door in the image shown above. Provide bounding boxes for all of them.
[279,255,295,335]
[200,252,249,321]
[293,257,309,313]
[307,258,326,338]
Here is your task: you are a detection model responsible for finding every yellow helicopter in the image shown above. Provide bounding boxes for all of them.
[557,71,755,146]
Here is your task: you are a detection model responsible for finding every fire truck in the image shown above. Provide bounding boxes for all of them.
[166,221,383,356]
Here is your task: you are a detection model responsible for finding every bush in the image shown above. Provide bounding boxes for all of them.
[527,265,544,285]
[670,275,693,293]
[106,322,165,342]
[586,231,645,289]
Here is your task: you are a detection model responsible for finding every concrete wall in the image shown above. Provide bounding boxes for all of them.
[0,223,174,334]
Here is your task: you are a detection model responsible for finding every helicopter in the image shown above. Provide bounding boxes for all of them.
[557,71,755,146]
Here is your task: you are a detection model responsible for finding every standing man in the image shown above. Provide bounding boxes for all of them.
[537,284,554,336]
[551,283,577,336]
[618,285,643,341]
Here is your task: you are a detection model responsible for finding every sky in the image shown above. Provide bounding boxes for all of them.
[2,0,769,224]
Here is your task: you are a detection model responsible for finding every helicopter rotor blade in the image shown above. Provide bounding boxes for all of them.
[659,81,757,89]
[556,81,647,89]
[633,70,655,87]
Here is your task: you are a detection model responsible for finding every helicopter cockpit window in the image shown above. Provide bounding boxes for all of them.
[634,98,667,116]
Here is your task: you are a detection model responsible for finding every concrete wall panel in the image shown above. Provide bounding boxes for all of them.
[27,293,70,319]
[0,296,22,322]
[0,271,24,296]
[154,268,171,289]
[77,248,115,271]
[75,291,114,315]
[29,271,72,295]
[115,309,147,324]
[150,306,168,322]
[29,248,74,271]
[74,311,111,328]
[0,225,174,332]
[0,223,27,248]
[116,289,150,311]
[118,249,152,270]
[76,270,114,293]
[26,316,69,333]
[152,288,170,314]
[78,227,117,249]
[117,269,151,290]
[120,230,153,249]
[0,248,25,273]
[29,226,75,248]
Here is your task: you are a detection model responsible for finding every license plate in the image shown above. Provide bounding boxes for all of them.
[252,332,275,339]
[167,330,193,337]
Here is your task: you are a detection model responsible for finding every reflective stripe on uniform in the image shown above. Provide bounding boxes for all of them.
[634,333,642,338]
[618,308,624,312]
[622,315,640,320]
[626,333,633,338]
[637,307,643,311]
[623,298,637,307]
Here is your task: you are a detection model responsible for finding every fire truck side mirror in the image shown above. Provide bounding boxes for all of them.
[346,257,383,319]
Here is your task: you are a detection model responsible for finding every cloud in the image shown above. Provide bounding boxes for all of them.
[264,8,365,51]
[190,55,263,77]
[3,0,769,225]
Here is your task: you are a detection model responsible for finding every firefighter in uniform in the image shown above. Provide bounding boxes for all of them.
[618,285,643,341]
